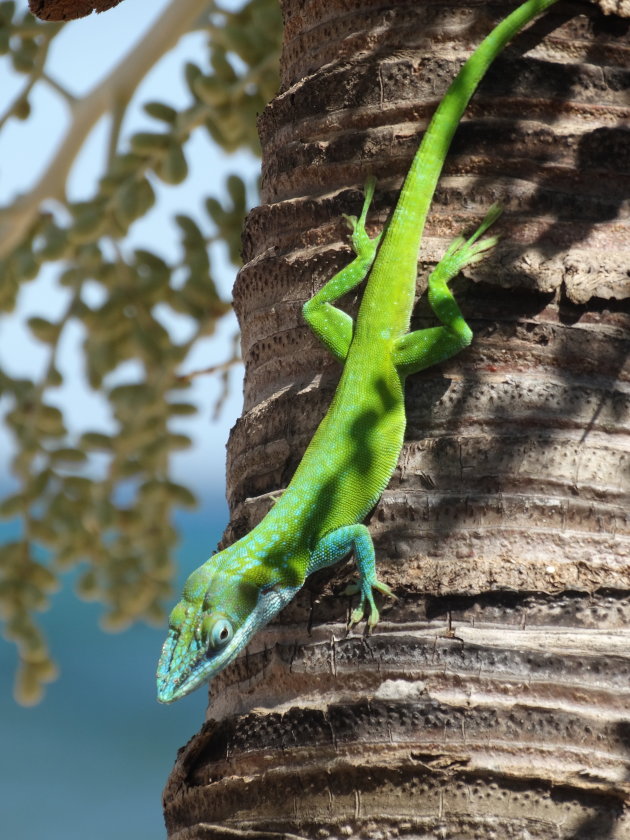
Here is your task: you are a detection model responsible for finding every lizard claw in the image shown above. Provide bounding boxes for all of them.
[435,204,503,283]
[345,578,396,632]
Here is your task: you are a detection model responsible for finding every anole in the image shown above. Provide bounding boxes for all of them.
[157,0,559,703]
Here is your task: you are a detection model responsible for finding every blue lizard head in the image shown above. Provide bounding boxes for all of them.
[156,544,300,703]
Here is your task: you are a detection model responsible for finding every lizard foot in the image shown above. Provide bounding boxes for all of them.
[342,176,382,258]
[432,203,503,285]
[344,578,396,632]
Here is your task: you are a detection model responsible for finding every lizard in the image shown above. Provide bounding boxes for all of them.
[157,0,560,703]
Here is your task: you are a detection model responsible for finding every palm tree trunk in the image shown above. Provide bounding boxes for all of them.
[163,1,630,837]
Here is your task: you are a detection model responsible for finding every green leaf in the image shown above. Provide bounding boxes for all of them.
[167,433,192,451]
[175,213,204,243]
[0,2,16,24]
[37,405,65,437]
[69,202,108,243]
[80,431,113,451]
[107,152,145,179]
[194,75,230,107]
[38,223,70,260]
[75,570,100,601]
[25,469,51,499]
[15,664,43,706]
[0,493,27,518]
[167,402,197,416]
[27,561,58,593]
[130,131,170,154]
[12,46,35,74]
[49,447,87,467]
[210,49,237,83]
[12,247,39,281]
[27,316,59,344]
[144,101,177,123]
[155,142,188,185]
[227,175,246,210]
[114,178,155,225]
[109,382,152,407]
[62,476,92,496]
[164,481,197,508]
[184,61,202,93]
[29,519,58,545]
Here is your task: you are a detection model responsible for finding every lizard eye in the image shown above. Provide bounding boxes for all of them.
[201,616,233,650]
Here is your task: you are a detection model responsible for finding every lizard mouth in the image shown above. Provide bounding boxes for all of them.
[156,583,302,703]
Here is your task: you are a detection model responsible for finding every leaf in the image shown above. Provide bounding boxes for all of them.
[164,481,197,508]
[37,405,66,437]
[75,570,100,601]
[156,142,188,185]
[109,382,152,407]
[167,433,192,451]
[15,664,43,707]
[210,49,237,83]
[69,204,108,243]
[28,316,60,343]
[227,174,246,210]
[175,213,204,243]
[11,247,39,281]
[130,131,170,154]
[27,561,58,593]
[184,61,202,93]
[167,401,197,417]
[49,447,88,466]
[0,493,27,518]
[80,431,113,451]
[0,3,16,26]
[25,469,51,499]
[144,101,177,124]
[106,152,145,179]
[194,74,230,107]
[28,519,58,545]
[114,178,155,226]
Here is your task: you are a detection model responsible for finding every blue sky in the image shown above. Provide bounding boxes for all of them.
[0,1,259,837]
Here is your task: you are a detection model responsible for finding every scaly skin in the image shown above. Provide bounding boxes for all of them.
[157,0,559,703]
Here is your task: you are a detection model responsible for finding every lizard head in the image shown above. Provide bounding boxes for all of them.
[156,546,299,703]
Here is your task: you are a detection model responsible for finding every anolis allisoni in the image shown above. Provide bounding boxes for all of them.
[157,0,560,704]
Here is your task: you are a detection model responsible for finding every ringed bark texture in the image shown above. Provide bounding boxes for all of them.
[164,1,630,838]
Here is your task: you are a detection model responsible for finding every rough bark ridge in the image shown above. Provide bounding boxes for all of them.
[164,1,630,837]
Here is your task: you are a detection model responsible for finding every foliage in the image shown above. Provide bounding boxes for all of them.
[0,0,282,704]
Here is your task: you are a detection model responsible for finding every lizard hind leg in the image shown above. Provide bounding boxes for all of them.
[430,203,502,294]
[393,205,502,376]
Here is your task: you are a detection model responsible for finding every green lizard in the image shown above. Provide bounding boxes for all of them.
[157,0,559,703]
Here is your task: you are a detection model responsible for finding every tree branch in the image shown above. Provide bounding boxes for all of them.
[0,0,212,260]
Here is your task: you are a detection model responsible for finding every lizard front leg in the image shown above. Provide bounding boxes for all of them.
[303,178,382,361]
[308,523,394,630]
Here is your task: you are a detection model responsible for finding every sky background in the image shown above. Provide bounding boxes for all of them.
[0,1,257,837]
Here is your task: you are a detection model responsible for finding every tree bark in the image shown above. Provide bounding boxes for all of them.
[163,1,630,837]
